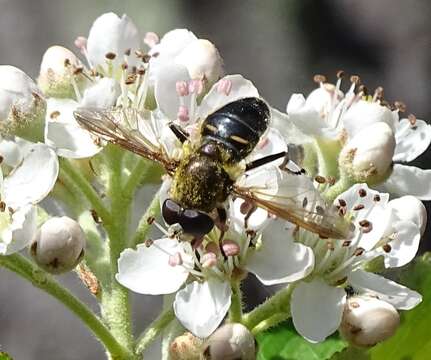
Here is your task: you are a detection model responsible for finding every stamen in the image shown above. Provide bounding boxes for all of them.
[313,74,326,84]
[222,239,240,257]
[373,194,381,202]
[216,79,232,96]
[338,199,347,207]
[188,79,204,95]
[353,204,365,211]
[144,239,153,247]
[359,219,373,233]
[408,114,417,128]
[168,252,183,267]
[314,175,326,184]
[124,48,131,56]
[394,101,406,113]
[50,111,61,119]
[373,86,384,102]
[0,201,6,212]
[105,52,117,60]
[176,81,189,97]
[201,252,217,268]
[144,32,160,48]
[382,244,392,253]
[74,36,87,53]
[358,188,367,197]
[350,75,361,85]
[177,105,190,123]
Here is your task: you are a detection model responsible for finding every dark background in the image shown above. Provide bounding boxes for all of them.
[0,1,430,359]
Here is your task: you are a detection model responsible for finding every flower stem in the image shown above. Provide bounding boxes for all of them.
[229,280,243,323]
[131,190,161,248]
[314,137,342,179]
[242,285,294,331]
[135,308,175,356]
[0,253,131,359]
[322,174,354,203]
[251,312,290,335]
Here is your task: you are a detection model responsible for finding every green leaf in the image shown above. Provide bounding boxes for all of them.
[368,253,431,360]
[256,320,347,360]
[0,351,13,360]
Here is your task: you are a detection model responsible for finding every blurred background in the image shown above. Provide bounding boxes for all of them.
[0,0,430,358]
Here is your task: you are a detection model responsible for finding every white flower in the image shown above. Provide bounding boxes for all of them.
[0,65,45,136]
[38,45,85,97]
[86,12,141,69]
[30,216,86,274]
[0,142,58,255]
[289,184,422,342]
[150,29,223,85]
[339,122,396,182]
[45,78,120,158]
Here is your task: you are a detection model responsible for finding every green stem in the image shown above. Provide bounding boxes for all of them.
[251,312,290,335]
[135,308,175,356]
[229,280,243,323]
[123,158,151,199]
[243,285,294,331]
[314,137,342,179]
[322,174,354,203]
[60,158,111,225]
[131,190,161,248]
[0,254,131,359]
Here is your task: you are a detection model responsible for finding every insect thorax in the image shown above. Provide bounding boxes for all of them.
[170,152,233,213]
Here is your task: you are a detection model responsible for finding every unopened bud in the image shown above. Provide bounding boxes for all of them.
[30,216,85,274]
[169,332,203,360]
[0,65,45,140]
[339,295,400,348]
[175,39,224,85]
[339,122,395,184]
[389,196,427,236]
[38,45,84,98]
[202,323,256,360]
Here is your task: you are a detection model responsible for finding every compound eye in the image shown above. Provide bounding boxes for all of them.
[162,199,182,225]
[181,209,214,237]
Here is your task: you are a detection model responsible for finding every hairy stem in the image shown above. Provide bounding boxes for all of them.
[135,308,175,356]
[251,312,290,335]
[242,285,294,331]
[0,254,131,359]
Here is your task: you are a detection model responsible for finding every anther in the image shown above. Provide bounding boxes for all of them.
[137,67,146,75]
[176,81,189,97]
[408,114,417,127]
[315,205,325,215]
[343,240,352,247]
[302,197,308,208]
[358,85,368,96]
[338,199,347,207]
[359,220,373,233]
[373,194,381,202]
[240,200,255,215]
[336,70,345,79]
[358,188,367,197]
[313,74,326,83]
[350,75,360,85]
[168,252,183,267]
[338,207,346,217]
[73,66,84,75]
[314,175,326,184]
[0,201,6,212]
[382,244,392,253]
[354,247,365,256]
[121,62,128,70]
[0,156,3,164]
[394,101,406,113]
[353,204,365,211]
[64,58,71,67]
[146,216,155,225]
[50,111,61,119]
[327,176,336,185]
[105,52,117,60]
[216,79,232,96]
[124,48,131,56]
[373,86,384,101]
[144,32,160,48]
[74,36,88,52]
[142,54,151,63]
[90,209,102,224]
[222,239,240,257]
[188,79,204,95]
[144,239,153,247]
[177,105,190,123]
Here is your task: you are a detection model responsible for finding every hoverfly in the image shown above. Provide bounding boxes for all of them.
[74,97,352,240]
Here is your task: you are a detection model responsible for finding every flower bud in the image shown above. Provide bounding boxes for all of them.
[0,65,45,140]
[201,323,256,360]
[339,295,400,347]
[389,195,427,236]
[343,100,396,137]
[175,39,224,85]
[169,332,203,360]
[30,216,85,274]
[339,122,395,184]
[38,45,84,98]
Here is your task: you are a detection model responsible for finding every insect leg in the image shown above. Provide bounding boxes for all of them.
[245,151,286,171]
[168,122,189,143]
[278,153,306,175]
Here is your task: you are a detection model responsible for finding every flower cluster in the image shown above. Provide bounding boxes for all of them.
[0,11,429,359]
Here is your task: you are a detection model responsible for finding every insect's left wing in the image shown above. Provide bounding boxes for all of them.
[233,166,353,239]
[74,108,178,173]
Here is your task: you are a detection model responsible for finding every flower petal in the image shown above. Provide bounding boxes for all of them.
[388,195,427,236]
[0,138,22,167]
[246,220,314,285]
[116,238,193,295]
[4,143,58,208]
[349,269,422,310]
[393,118,431,162]
[87,12,141,68]
[198,75,259,120]
[291,279,346,342]
[229,198,270,232]
[81,78,120,108]
[0,205,36,255]
[154,63,190,120]
[45,98,101,158]
[174,279,231,338]
[382,164,431,200]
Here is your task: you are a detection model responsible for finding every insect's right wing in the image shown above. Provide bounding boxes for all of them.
[74,108,178,173]
[233,166,354,239]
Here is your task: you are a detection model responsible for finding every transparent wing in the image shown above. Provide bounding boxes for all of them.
[233,166,353,239]
[74,108,178,173]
